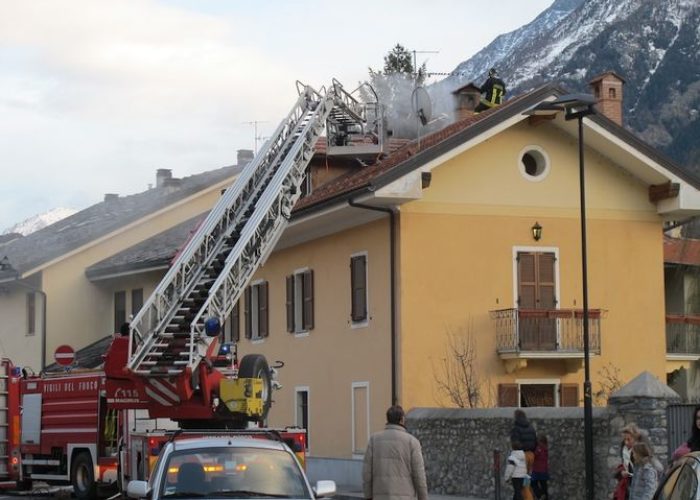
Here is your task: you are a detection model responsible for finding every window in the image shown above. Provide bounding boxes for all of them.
[26,293,36,336]
[114,291,126,332]
[286,270,314,333]
[295,388,309,450]
[131,288,143,317]
[497,381,578,407]
[226,301,240,342]
[518,146,550,181]
[608,87,616,99]
[351,254,368,324]
[244,281,269,340]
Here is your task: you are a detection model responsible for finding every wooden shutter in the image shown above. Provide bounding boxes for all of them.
[286,275,294,333]
[244,287,252,339]
[538,253,556,308]
[560,383,579,407]
[259,282,269,338]
[498,383,519,407]
[351,255,367,322]
[302,270,314,330]
[230,301,240,342]
[518,253,537,308]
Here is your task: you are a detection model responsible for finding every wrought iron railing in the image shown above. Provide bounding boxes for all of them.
[666,315,700,355]
[489,308,603,354]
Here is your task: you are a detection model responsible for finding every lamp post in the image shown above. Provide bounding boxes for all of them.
[525,93,597,500]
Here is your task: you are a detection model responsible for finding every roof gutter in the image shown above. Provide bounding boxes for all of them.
[347,198,398,406]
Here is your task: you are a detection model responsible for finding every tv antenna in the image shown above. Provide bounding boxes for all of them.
[242,120,269,154]
[412,49,439,78]
[411,86,433,127]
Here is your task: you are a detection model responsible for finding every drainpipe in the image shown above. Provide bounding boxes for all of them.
[348,198,397,406]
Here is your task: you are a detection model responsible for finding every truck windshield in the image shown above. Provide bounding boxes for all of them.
[159,447,310,499]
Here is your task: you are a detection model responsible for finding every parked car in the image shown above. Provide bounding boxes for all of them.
[126,436,336,499]
[654,451,700,499]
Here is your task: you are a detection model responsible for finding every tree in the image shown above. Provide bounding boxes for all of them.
[383,44,414,75]
[594,362,624,405]
[431,321,494,408]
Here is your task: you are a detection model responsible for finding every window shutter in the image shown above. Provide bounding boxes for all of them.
[303,270,314,330]
[351,256,367,322]
[560,383,579,407]
[286,275,294,333]
[230,301,240,342]
[259,282,269,338]
[498,383,519,407]
[517,253,537,308]
[244,287,252,339]
[538,253,556,308]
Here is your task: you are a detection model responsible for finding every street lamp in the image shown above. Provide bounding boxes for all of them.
[525,93,597,500]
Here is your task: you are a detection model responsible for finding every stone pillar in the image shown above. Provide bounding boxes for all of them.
[606,371,681,494]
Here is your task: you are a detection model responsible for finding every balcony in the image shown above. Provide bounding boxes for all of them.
[489,308,603,370]
[666,314,700,358]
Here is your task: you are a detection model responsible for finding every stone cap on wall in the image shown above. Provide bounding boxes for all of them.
[609,371,680,400]
[407,407,606,420]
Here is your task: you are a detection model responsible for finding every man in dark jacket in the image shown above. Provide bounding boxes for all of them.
[363,406,428,500]
[475,67,506,113]
[510,409,537,452]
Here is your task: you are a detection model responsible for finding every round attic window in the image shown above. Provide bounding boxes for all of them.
[518,146,550,181]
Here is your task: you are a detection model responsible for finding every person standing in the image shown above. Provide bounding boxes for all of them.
[504,441,530,500]
[362,405,428,500]
[531,434,549,500]
[628,442,658,500]
[673,405,700,461]
[474,68,506,113]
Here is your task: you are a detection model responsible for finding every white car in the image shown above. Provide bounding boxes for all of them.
[127,436,336,500]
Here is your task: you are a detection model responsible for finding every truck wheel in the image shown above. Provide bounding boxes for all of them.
[238,354,273,421]
[71,452,97,500]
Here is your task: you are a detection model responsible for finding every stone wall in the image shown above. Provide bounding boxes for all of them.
[406,372,679,500]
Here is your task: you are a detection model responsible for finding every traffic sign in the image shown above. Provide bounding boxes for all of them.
[54,345,75,366]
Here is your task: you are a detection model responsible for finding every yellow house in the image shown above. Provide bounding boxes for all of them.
[2,77,699,470]
[230,78,700,460]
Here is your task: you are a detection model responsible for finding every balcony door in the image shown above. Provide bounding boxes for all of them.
[517,251,557,350]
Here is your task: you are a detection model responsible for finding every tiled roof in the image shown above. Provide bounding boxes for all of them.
[85,214,206,280]
[0,166,239,278]
[664,236,700,266]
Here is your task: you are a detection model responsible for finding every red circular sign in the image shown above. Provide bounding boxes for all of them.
[54,345,75,366]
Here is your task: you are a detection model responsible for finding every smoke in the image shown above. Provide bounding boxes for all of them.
[361,73,459,139]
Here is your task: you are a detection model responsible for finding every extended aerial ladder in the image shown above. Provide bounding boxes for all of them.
[105,80,384,425]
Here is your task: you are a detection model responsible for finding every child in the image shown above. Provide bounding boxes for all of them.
[505,440,531,500]
[532,434,549,499]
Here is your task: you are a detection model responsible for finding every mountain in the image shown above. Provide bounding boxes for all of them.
[435,0,700,173]
[2,207,78,237]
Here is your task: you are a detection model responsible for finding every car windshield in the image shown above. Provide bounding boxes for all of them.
[159,446,311,499]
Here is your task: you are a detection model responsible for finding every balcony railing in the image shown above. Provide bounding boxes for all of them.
[666,314,700,356]
[490,308,603,355]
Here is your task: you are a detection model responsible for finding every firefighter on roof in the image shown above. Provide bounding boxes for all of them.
[475,67,506,113]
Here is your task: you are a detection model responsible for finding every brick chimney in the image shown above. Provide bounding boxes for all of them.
[452,83,482,120]
[588,71,625,126]
[156,168,172,188]
[237,149,254,167]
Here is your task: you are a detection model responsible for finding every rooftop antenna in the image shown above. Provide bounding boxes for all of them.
[242,120,269,155]
[411,49,439,79]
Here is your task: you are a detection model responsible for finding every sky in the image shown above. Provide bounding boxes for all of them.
[0,0,553,232]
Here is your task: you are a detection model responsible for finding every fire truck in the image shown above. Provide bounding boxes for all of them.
[1,79,383,497]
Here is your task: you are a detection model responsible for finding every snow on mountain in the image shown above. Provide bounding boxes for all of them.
[2,207,78,236]
[432,0,700,174]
